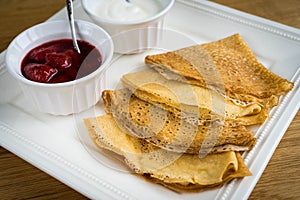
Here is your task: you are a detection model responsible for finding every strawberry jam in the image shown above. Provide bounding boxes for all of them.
[21,39,102,83]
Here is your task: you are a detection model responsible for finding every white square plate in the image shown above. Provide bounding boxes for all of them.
[0,1,299,199]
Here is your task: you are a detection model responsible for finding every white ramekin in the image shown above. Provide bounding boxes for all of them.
[81,0,175,54]
[5,20,114,115]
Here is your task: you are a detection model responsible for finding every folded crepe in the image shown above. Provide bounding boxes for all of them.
[121,69,269,126]
[145,33,293,108]
[102,89,256,154]
[84,114,251,192]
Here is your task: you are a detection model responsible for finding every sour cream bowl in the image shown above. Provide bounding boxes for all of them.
[82,0,175,54]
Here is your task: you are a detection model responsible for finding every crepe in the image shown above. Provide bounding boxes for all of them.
[121,69,269,126]
[84,115,251,192]
[145,34,293,107]
[102,89,256,154]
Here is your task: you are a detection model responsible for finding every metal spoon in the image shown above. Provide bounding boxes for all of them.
[66,0,81,54]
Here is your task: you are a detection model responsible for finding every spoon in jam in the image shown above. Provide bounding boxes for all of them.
[66,0,81,54]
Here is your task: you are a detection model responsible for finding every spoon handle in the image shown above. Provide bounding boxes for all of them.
[66,0,81,54]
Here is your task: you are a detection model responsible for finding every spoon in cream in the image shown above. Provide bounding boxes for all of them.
[66,0,81,54]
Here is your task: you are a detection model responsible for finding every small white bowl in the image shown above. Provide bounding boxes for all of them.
[5,20,113,115]
[81,0,175,54]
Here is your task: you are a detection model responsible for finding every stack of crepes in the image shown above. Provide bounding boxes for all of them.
[84,34,293,192]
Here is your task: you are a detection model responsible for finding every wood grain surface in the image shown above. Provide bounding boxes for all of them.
[0,0,299,199]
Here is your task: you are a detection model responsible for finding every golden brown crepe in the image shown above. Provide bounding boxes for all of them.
[84,115,251,192]
[102,89,256,154]
[80,33,300,193]
[145,33,293,107]
[121,69,269,126]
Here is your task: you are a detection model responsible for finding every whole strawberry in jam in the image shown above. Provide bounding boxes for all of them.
[45,53,72,71]
[28,44,61,63]
[23,63,58,83]
[21,39,102,83]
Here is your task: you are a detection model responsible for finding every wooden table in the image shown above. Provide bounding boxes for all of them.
[0,0,299,199]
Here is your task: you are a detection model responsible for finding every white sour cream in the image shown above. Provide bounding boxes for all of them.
[95,0,161,21]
